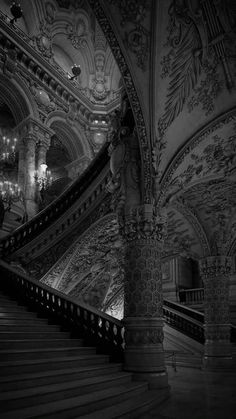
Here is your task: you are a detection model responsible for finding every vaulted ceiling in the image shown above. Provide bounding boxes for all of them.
[1,1,236,305]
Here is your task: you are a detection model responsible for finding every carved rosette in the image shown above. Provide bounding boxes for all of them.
[199,256,232,364]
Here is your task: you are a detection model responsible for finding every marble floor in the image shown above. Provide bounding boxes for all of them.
[143,366,236,419]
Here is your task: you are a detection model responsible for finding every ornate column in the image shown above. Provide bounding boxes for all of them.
[199,256,232,369]
[37,142,49,171]
[107,107,169,390]
[17,139,26,192]
[24,134,37,218]
[17,117,53,218]
[121,204,168,390]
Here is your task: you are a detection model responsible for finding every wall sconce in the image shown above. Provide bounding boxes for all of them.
[68,64,81,80]
[10,2,23,24]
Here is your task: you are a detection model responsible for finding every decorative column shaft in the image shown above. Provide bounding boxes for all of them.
[24,135,37,218]
[121,204,169,390]
[199,256,232,369]
[37,143,48,170]
[17,140,26,192]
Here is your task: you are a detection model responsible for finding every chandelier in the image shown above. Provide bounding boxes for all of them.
[0,133,17,164]
[34,163,53,191]
[0,179,21,211]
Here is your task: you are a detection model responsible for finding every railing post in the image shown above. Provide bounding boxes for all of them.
[199,256,232,369]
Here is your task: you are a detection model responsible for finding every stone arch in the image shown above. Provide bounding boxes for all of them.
[45,111,93,160]
[86,0,152,204]
[0,74,38,125]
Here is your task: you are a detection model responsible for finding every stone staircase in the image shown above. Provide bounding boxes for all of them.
[0,290,167,419]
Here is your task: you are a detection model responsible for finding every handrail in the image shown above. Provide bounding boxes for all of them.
[0,260,124,360]
[0,142,110,257]
[163,299,235,344]
[163,299,204,343]
[163,299,204,323]
[179,288,204,304]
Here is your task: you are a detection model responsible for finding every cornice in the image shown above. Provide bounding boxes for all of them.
[0,11,120,123]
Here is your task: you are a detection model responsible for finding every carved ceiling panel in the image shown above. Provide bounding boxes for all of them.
[165,206,203,259]
[154,0,236,178]
[181,179,236,255]
[164,117,236,199]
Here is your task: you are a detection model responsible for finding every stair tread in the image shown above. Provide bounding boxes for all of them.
[78,389,167,419]
[0,346,93,354]
[0,363,123,383]
[0,339,82,343]
[0,354,108,367]
[0,382,147,419]
[0,372,132,400]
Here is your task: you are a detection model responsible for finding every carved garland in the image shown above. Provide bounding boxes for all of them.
[86,0,153,204]
[158,107,236,206]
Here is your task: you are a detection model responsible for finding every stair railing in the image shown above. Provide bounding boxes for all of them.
[0,260,124,361]
[163,299,236,344]
[163,299,204,343]
[179,288,204,304]
[0,143,109,258]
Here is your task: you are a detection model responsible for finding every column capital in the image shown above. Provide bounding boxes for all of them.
[199,256,232,280]
[119,204,167,245]
[16,117,54,148]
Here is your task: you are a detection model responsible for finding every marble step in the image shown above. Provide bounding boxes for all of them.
[0,354,110,374]
[0,338,84,349]
[0,382,147,419]
[0,346,96,361]
[0,363,123,391]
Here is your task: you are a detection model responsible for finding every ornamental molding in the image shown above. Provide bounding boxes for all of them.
[106,0,151,72]
[86,0,153,204]
[199,255,232,279]
[119,204,167,244]
[158,107,236,206]
[16,116,54,146]
[0,12,121,125]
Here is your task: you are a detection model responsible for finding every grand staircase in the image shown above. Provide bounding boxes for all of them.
[0,273,167,419]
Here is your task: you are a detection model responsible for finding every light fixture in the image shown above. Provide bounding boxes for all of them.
[10,2,23,24]
[0,179,21,212]
[68,64,81,80]
[34,164,53,192]
[0,133,17,164]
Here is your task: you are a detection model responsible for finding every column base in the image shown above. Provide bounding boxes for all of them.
[131,371,169,390]
[202,355,233,370]
[124,317,169,390]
